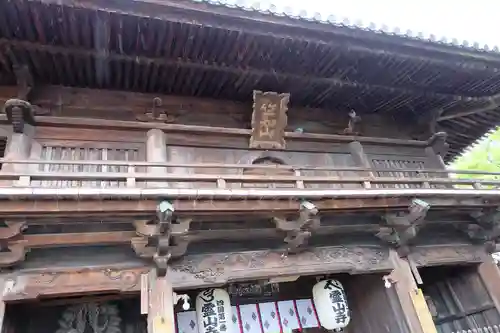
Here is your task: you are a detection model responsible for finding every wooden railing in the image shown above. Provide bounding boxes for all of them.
[0,158,499,199]
[452,325,500,333]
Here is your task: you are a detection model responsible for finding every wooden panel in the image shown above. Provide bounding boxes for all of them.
[32,141,145,187]
[166,146,359,189]
[368,153,431,189]
[347,274,410,333]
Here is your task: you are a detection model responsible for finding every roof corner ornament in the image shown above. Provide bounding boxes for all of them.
[342,109,361,135]
[376,199,430,256]
[461,207,500,253]
[273,200,320,254]
[131,201,192,277]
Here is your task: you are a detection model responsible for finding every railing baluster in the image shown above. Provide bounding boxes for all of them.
[294,170,304,189]
[126,165,136,188]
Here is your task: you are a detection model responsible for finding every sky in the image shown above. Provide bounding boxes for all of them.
[250,0,499,48]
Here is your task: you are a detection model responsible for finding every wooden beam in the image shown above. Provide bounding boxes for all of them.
[0,113,430,147]
[4,244,393,301]
[21,231,136,248]
[0,197,496,217]
[388,250,433,333]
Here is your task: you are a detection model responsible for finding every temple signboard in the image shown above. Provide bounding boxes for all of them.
[249,90,290,149]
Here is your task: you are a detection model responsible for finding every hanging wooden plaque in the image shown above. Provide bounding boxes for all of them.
[249,90,290,149]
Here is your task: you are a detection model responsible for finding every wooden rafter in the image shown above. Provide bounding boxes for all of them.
[0,39,479,102]
[21,0,500,67]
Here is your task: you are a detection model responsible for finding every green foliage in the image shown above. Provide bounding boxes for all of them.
[451,127,500,180]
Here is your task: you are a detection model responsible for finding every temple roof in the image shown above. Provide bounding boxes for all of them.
[1,0,500,161]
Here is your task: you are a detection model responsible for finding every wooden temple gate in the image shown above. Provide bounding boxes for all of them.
[2,1,500,333]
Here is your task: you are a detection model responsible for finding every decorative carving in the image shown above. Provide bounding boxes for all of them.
[460,208,500,253]
[0,220,28,268]
[427,132,449,157]
[273,201,321,254]
[228,282,279,298]
[4,246,391,301]
[0,220,26,240]
[56,303,122,333]
[135,97,176,123]
[131,202,192,276]
[411,245,484,267]
[249,90,289,149]
[342,110,361,135]
[171,245,392,283]
[3,267,148,301]
[376,199,430,256]
[3,98,35,133]
[0,242,28,267]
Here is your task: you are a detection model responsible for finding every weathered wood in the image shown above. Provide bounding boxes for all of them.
[21,231,135,247]
[0,115,429,146]
[2,197,490,217]
[146,128,168,188]
[411,244,485,267]
[388,250,432,333]
[1,124,34,186]
[146,271,176,333]
[477,258,500,315]
[3,245,392,300]
[249,91,289,149]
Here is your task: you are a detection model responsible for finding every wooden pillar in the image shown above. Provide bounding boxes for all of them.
[143,270,177,333]
[389,250,437,333]
[478,257,500,313]
[348,141,374,188]
[146,129,168,188]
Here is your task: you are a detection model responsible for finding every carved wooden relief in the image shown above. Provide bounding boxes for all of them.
[4,245,391,301]
[411,245,485,267]
[249,90,289,149]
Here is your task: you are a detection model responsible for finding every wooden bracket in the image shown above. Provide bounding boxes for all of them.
[135,97,176,123]
[460,208,500,253]
[376,199,430,256]
[427,132,449,157]
[273,202,320,254]
[132,205,193,277]
[0,242,28,267]
[0,220,28,268]
[3,99,35,133]
[342,110,361,135]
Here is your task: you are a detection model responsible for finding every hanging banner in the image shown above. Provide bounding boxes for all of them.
[312,279,350,330]
[196,288,233,333]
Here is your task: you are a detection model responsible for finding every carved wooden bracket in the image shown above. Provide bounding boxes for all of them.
[272,202,320,254]
[0,241,28,267]
[427,132,449,157]
[460,208,500,253]
[342,110,361,135]
[3,98,35,133]
[376,199,430,256]
[0,220,28,267]
[132,206,193,277]
[135,97,176,123]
